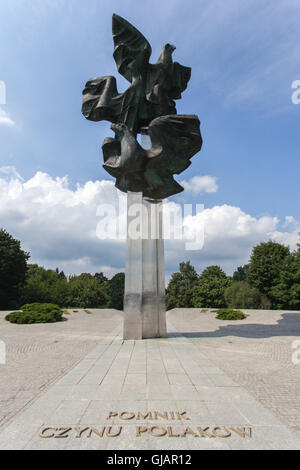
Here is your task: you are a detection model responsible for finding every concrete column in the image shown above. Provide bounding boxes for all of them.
[123,192,167,340]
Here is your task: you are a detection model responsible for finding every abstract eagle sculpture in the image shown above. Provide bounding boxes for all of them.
[82,14,202,199]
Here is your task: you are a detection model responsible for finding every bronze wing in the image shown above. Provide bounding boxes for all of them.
[141,114,202,199]
[169,62,191,99]
[147,114,202,173]
[112,13,152,83]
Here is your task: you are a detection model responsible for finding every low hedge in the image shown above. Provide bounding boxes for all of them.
[215,308,246,321]
[5,303,64,324]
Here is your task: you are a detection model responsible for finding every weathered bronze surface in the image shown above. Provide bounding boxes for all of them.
[82,14,202,199]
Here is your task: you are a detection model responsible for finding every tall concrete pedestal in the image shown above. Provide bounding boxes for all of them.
[123,192,167,340]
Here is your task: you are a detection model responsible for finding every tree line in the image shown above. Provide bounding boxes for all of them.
[0,229,124,310]
[166,239,300,310]
[1,228,300,311]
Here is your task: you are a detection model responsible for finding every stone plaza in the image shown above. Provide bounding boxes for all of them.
[0,308,299,450]
[1,4,300,455]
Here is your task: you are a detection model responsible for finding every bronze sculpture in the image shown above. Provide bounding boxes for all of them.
[82,13,202,199]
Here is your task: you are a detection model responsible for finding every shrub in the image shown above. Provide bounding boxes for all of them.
[215,308,246,321]
[5,303,64,324]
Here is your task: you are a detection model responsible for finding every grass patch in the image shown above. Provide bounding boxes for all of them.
[215,308,246,321]
[84,309,92,314]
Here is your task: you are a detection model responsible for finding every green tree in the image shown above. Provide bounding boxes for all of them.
[192,265,232,308]
[270,251,300,309]
[67,276,109,307]
[233,264,249,282]
[55,268,66,280]
[98,281,110,306]
[109,273,125,310]
[76,273,94,281]
[22,264,69,306]
[0,229,30,309]
[23,266,110,308]
[166,261,198,310]
[247,241,290,306]
[225,281,261,309]
[94,272,108,283]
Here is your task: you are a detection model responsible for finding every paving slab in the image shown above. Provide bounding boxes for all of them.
[0,314,299,450]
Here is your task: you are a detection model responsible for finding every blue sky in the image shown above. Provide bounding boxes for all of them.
[0,0,300,277]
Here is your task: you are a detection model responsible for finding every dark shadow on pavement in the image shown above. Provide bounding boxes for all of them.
[168,313,300,339]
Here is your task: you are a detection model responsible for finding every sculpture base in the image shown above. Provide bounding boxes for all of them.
[123,192,167,340]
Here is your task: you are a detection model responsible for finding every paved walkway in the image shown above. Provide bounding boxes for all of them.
[0,318,299,450]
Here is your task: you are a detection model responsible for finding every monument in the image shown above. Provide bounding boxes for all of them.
[82,14,202,339]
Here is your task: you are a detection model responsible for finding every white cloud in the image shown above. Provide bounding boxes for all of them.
[284,215,296,226]
[164,204,300,277]
[0,107,15,126]
[0,166,23,180]
[268,230,299,249]
[0,169,126,275]
[0,168,298,277]
[180,175,218,194]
